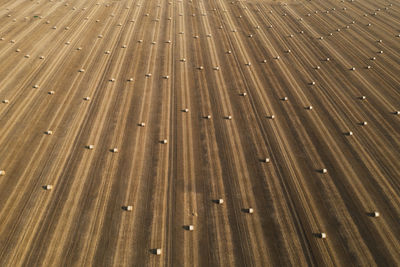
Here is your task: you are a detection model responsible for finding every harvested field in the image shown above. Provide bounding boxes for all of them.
[0,0,399,266]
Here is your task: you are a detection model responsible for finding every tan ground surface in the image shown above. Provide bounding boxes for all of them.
[0,0,399,266]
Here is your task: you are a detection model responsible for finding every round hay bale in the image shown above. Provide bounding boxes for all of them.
[371,211,380,217]
[318,233,327,238]
[44,185,53,190]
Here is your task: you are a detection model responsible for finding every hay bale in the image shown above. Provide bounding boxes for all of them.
[371,211,380,217]
[318,233,327,238]
[245,208,254,214]
[0,170,5,176]
[161,139,168,144]
[48,91,55,95]
[111,148,118,153]
[124,205,133,211]
[2,100,9,104]
[84,97,91,101]
[44,185,53,190]
[45,130,53,135]
[86,145,94,150]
